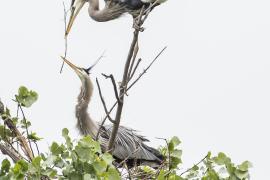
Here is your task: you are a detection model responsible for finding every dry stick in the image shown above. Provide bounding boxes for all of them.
[4,118,33,161]
[60,2,68,73]
[96,78,115,124]
[127,46,167,91]
[106,7,146,151]
[128,58,142,83]
[0,143,21,163]
[18,104,35,158]
[101,73,120,103]
[127,41,139,80]
[0,100,33,161]
[180,154,208,176]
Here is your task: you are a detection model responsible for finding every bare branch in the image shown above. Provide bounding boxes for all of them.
[107,6,146,151]
[101,73,120,103]
[0,142,21,163]
[96,78,115,124]
[180,154,209,176]
[60,2,69,73]
[127,41,139,80]
[128,58,142,82]
[3,118,33,161]
[127,46,167,91]
[17,103,35,158]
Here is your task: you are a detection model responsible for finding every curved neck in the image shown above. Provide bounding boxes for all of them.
[88,0,126,22]
[75,76,99,137]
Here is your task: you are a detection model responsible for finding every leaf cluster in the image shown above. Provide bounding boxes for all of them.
[0,87,251,180]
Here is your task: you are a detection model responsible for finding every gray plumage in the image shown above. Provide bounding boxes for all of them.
[62,58,163,167]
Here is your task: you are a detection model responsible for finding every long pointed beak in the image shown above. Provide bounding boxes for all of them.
[61,56,82,76]
[65,0,86,36]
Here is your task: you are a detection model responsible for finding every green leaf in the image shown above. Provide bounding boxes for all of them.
[43,155,57,167]
[168,136,181,151]
[157,170,165,180]
[93,160,107,174]
[0,125,13,140]
[1,159,11,175]
[62,128,73,149]
[213,152,231,166]
[235,169,249,179]
[192,165,199,171]
[237,161,252,171]
[78,136,101,153]
[171,149,182,159]
[83,174,91,180]
[101,153,114,166]
[50,142,64,155]
[21,119,31,129]
[69,172,82,180]
[32,156,42,168]
[75,146,95,162]
[106,168,120,180]
[16,86,38,107]
[28,132,42,141]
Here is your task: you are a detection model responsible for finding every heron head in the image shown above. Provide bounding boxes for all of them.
[61,57,97,81]
[65,0,88,36]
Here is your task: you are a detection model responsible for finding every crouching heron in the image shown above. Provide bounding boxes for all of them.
[61,57,163,168]
[66,0,167,35]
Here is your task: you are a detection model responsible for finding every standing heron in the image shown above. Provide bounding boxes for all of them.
[61,57,163,167]
[66,0,167,35]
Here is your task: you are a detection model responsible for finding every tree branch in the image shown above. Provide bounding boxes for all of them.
[0,100,34,161]
[106,6,146,151]
[0,142,21,163]
[101,73,120,103]
[95,78,115,124]
[180,154,209,176]
[127,46,167,91]
[128,58,142,82]
[60,2,69,73]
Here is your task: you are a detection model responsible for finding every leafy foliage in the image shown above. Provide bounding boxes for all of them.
[0,87,251,179]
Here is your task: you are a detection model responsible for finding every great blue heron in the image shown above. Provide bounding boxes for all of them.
[61,57,163,168]
[66,0,167,35]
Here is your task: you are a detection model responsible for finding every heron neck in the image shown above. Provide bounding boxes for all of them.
[76,76,99,137]
[88,0,126,22]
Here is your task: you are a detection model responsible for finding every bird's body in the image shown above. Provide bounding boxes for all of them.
[62,58,163,168]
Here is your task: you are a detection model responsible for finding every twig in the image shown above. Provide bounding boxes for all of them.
[0,142,21,163]
[128,58,142,82]
[95,78,115,124]
[4,118,33,161]
[180,154,209,176]
[127,46,167,91]
[60,2,69,73]
[127,41,139,80]
[33,141,40,156]
[0,100,33,161]
[17,104,35,158]
[101,73,120,103]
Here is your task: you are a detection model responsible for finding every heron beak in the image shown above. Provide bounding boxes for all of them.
[65,0,86,36]
[61,56,83,77]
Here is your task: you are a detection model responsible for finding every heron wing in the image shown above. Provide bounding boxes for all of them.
[101,124,162,162]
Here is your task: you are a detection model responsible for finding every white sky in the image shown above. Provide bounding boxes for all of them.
[0,0,270,179]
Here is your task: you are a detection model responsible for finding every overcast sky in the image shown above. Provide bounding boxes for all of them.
[0,0,270,179]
